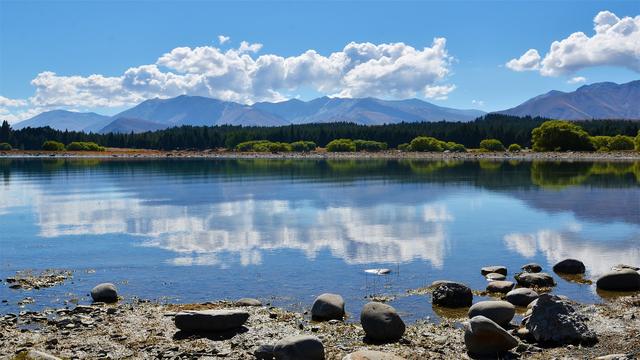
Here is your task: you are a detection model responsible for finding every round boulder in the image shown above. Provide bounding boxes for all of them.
[468,300,515,326]
[311,293,345,321]
[273,335,324,360]
[432,282,473,308]
[90,283,118,303]
[342,350,406,360]
[596,269,640,291]
[486,272,506,281]
[174,309,249,332]
[553,259,586,274]
[464,315,518,356]
[514,272,555,287]
[505,288,539,307]
[360,302,405,342]
[235,298,262,306]
[522,263,542,273]
[486,281,515,293]
[481,266,507,276]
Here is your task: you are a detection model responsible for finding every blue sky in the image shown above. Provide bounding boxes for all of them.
[0,0,639,122]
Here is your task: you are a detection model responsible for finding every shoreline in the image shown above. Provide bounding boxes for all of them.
[2,149,640,161]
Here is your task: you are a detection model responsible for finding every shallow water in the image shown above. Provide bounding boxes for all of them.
[1,158,639,321]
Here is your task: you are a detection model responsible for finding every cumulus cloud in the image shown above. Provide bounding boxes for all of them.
[567,76,587,84]
[217,35,230,45]
[0,96,27,107]
[3,38,456,121]
[506,10,640,76]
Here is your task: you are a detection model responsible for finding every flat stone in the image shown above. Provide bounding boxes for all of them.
[481,266,507,276]
[432,282,472,308]
[514,272,555,287]
[525,294,596,345]
[611,264,639,271]
[486,281,515,293]
[468,301,515,326]
[553,259,586,274]
[365,268,391,275]
[343,350,406,360]
[273,335,324,360]
[174,310,249,332]
[486,272,506,281]
[464,315,518,356]
[90,283,118,303]
[596,269,640,291]
[505,288,539,307]
[522,263,542,273]
[360,302,405,342]
[24,350,62,360]
[235,298,262,306]
[311,293,345,320]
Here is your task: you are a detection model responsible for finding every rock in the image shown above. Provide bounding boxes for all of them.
[311,293,345,320]
[525,294,596,345]
[464,315,518,356]
[273,335,324,360]
[360,302,405,342]
[522,263,542,273]
[254,344,276,359]
[595,354,634,360]
[505,288,539,307]
[90,283,118,303]
[24,350,62,360]
[365,268,391,275]
[553,259,586,274]
[486,281,515,293]
[485,272,506,281]
[174,310,249,332]
[342,350,406,360]
[235,298,262,306]
[481,266,507,276]
[432,282,472,308]
[514,272,555,287]
[611,264,639,271]
[430,280,459,288]
[527,298,538,309]
[596,269,640,291]
[468,301,515,326]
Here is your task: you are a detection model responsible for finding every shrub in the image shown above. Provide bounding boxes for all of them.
[479,139,505,152]
[608,135,635,151]
[507,143,522,152]
[42,140,65,151]
[409,136,444,152]
[0,142,11,151]
[443,141,466,152]
[636,130,640,151]
[235,140,270,152]
[290,141,317,152]
[397,143,410,152]
[66,141,105,151]
[590,136,612,151]
[237,140,292,152]
[531,120,594,152]
[265,142,292,152]
[354,139,388,152]
[326,139,356,152]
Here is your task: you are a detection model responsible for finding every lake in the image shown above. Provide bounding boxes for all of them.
[1,158,639,321]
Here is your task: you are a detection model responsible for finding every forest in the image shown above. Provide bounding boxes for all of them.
[1,114,640,151]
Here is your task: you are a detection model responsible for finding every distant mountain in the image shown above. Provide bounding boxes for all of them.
[98,117,167,134]
[13,110,112,132]
[497,80,640,120]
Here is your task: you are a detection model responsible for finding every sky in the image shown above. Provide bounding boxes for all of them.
[0,0,639,123]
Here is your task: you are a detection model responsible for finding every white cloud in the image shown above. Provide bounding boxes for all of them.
[506,10,640,76]
[0,96,27,107]
[217,35,230,45]
[567,76,587,84]
[5,37,456,121]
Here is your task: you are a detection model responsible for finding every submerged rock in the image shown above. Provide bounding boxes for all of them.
[90,283,118,303]
[553,259,586,274]
[468,300,515,326]
[525,294,596,345]
[481,266,507,276]
[486,280,515,293]
[311,293,345,320]
[360,302,405,342]
[174,309,249,332]
[342,350,406,359]
[596,269,640,291]
[235,298,262,307]
[432,282,473,308]
[464,315,518,356]
[522,263,542,273]
[485,272,506,281]
[514,272,555,288]
[273,335,325,360]
[505,288,539,307]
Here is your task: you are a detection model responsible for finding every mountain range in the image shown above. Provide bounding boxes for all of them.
[12,80,640,133]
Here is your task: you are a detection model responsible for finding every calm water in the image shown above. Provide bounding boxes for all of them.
[1,158,639,321]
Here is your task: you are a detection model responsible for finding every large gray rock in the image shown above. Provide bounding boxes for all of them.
[90,283,118,303]
[553,259,586,274]
[505,288,539,307]
[522,263,542,273]
[481,266,507,276]
[525,294,596,345]
[486,272,506,281]
[273,335,324,360]
[311,293,345,320]
[514,272,555,287]
[596,269,640,291]
[468,301,515,326]
[342,350,406,360]
[486,281,515,293]
[174,310,249,332]
[360,302,405,342]
[235,298,262,306]
[464,316,518,356]
[432,282,473,308]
